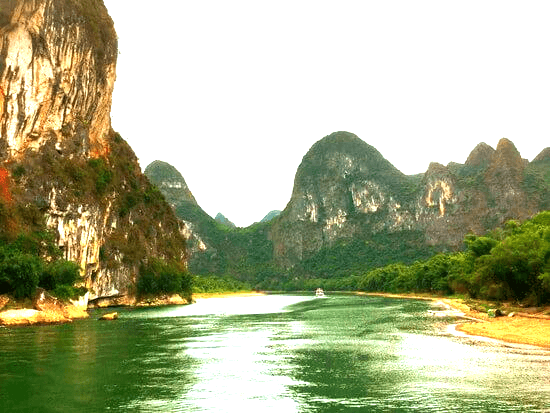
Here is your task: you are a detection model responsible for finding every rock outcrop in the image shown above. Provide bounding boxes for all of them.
[0,1,187,303]
[465,142,495,167]
[533,147,550,163]
[144,160,208,259]
[98,311,117,320]
[0,287,88,326]
[271,132,415,267]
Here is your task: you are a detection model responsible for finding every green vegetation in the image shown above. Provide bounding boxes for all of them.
[144,139,549,301]
[172,199,274,283]
[357,211,550,305]
[97,133,186,271]
[191,275,252,293]
[137,259,192,299]
[88,158,113,194]
[523,157,550,209]
[179,208,550,306]
[0,230,85,300]
[168,197,443,292]
[40,260,86,300]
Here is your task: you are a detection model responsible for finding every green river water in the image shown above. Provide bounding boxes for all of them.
[1,294,549,412]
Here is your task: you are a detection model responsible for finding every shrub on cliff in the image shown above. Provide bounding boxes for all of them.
[88,158,113,194]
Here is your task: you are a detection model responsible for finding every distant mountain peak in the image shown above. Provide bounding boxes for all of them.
[489,138,526,174]
[533,147,550,162]
[260,210,281,223]
[495,138,522,158]
[294,131,404,195]
[144,160,197,206]
[465,142,495,167]
[303,132,394,168]
[426,162,448,174]
[215,213,236,228]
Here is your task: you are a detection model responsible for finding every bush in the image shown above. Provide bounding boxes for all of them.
[52,285,88,301]
[0,230,83,300]
[40,260,81,291]
[88,158,113,194]
[137,259,191,297]
[0,253,42,299]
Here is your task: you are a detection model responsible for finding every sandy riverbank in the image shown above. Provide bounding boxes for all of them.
[0,305,89,326]
[363,292,550,349]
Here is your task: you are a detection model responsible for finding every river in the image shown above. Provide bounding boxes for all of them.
[1,294,549,412]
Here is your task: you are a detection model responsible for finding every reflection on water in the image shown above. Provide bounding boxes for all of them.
[1,294,549,412]
[173,295,315,412]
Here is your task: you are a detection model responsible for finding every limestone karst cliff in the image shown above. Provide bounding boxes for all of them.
[270,131,549,269]
[0,0,187,303]
[270,131,416,267]
[0,0,116,159]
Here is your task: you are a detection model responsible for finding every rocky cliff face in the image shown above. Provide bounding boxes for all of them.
[270,132,414,267]
[271,131,549,268]
[0,0,116,159]
[0,0,187,302]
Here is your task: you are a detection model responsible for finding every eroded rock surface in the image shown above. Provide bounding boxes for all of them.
[0,1,187,302]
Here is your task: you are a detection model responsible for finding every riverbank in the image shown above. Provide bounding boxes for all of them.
[0,291,89,326]
[0,291,191,326]
[362,292,550,349]
[0,290,266,327]
[192,291,267,300]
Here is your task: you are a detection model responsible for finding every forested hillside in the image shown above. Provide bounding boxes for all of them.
[358,211,550,304]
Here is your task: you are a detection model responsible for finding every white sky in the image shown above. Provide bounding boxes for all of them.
[104,1,550,227]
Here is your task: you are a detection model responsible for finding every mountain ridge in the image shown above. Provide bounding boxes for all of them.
[146,131,549,284]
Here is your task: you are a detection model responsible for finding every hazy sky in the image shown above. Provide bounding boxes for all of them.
[104,1,549,227]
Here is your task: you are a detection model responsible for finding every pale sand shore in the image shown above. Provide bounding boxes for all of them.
[362,292,550,349]
[0,307,89,326]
